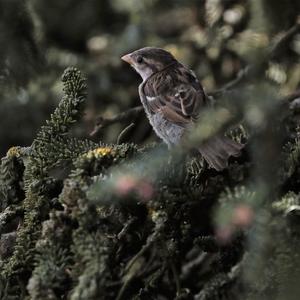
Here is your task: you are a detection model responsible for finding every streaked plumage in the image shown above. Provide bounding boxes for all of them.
[121,47,243,170]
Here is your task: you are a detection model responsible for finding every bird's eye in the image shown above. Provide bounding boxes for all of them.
[137,56,143,64]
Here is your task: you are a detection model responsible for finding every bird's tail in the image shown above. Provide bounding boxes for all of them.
[198,136,243,171]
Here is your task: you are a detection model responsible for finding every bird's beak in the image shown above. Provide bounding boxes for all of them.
[121,53,133,65]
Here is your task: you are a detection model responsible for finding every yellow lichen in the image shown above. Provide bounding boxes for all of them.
[84,147,115,159]
[7,146,21,158]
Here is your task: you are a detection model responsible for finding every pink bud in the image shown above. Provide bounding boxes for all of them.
[232,204,254,228]
[115,175,137,196]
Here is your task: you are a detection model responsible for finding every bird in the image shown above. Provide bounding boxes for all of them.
[121,47,243,171]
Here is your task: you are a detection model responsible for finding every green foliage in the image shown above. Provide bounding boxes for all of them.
[28,67,94,179]
[0,149,25,212]
[1,63,300,299]
[242,192,300,300]
[284,138,300,178]
[0,67,97,298]
[27,211,73,300]
[1,0,300,299]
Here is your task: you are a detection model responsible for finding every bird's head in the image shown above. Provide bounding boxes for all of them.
[121,47,177,81]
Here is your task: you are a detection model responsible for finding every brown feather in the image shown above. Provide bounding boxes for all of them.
[198,136,243,171]
[142,63,205,125]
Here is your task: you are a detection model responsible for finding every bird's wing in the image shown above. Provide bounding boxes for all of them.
[143,66,206,126]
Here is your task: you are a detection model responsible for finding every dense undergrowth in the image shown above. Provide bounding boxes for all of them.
[1,67,300,300]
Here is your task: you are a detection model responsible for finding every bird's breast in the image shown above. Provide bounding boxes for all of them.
[138,83,184,147]
[148,112,184,147]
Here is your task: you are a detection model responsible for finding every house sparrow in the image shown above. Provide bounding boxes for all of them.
[121,47,243,171]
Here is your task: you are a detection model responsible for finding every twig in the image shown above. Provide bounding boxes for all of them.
[116,231,158,300]
[209,66,251,98]
[124,236,155,274]
[269,17,300,58]
[194,255,243,300]
[117,217,137,241]
[90,106,143,136]
[116,275,134,300]
[170,261,181,296]
[117,123,135,144]
[181,252,208,281]
[211,18,300,99]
